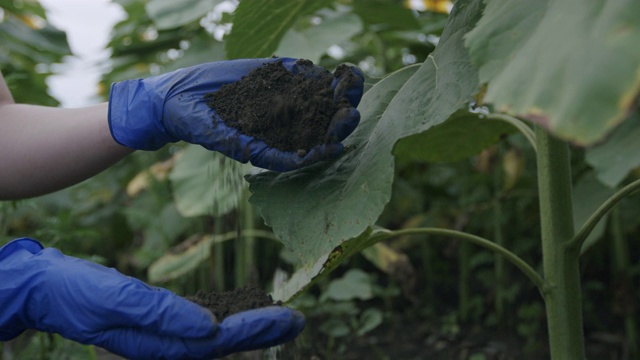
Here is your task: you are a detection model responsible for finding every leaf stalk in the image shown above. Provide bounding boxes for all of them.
[487,113,537,152]
[377,227,545,291]
[571,177,640,253]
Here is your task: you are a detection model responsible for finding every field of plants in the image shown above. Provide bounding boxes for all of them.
[2,0,640,359]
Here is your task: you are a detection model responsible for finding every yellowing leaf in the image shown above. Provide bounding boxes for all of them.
[126,156,177,197]
[466,0,640,145]
[405,0,453,14]
[502,148,524,191]
[362,242,412,275]
[17,14,45,29]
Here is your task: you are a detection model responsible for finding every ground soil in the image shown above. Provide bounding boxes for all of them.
[95,283,619,359]
[186,285,281,321]
[206,59,352,153]
[220,312,628,360]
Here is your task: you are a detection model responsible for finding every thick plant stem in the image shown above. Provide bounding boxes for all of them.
[535,126,585,359]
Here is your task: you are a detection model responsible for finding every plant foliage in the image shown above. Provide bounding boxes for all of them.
[0,0,71,105]
[465,0,640,145]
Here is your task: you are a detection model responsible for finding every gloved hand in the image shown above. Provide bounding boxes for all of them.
[108,58,364,172]
[0,238,305,359]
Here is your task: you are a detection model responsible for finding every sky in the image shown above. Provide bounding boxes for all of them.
[39,0,125,107]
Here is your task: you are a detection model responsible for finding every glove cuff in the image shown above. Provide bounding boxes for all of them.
[108,79,179,151]
[0,238,44,341]
[0,237,43,261]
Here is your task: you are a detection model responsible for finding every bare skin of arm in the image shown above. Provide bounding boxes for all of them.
[0,71,133,200]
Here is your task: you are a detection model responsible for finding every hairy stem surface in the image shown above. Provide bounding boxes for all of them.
[535,126,585,359]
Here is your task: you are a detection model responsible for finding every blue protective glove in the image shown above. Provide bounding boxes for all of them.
[108,58,364,172]
[0,238,304,359]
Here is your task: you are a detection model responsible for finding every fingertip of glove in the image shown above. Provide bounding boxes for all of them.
[222,306,306,340]
[328,107,360,142]
[190,304,219,336]
[289,308,306,334]
[289,59,331,80]
[157,295,218,338]
[324,143,345,158]
[350,66,365,81]
[332,67,365,108]
[266,307,306,344]
[269,307,306,343]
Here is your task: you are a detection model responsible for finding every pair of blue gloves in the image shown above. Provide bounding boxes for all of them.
[1,58,364,359]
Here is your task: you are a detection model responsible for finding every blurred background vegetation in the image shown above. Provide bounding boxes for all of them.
[1,0,640,359]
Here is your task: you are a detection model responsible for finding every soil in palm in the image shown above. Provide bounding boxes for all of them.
[186,285,281,321]
[206,59,353,153]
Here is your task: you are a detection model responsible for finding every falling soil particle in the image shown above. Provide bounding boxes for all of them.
[206,59,353,152]
[186,285,281,321]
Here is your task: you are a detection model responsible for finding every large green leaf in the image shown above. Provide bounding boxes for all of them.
[275,12,362,64]
[585,111,640,188]
[394,110,515,164]
[353,0,421,31]
[164,35,226,71]
[169,145,247,217]
[1,19,70,58]
[146,0,220,30]
[248,0,483,271]
[225,0,332,59]
[0,0,47,17]
[465,0,640,145]
[0,10,71,105]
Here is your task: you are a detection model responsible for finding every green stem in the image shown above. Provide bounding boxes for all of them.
[493,145,506,327]
[0,202,11,244]
[212,218,225,291]
[234,226,247,288]
[40,332,47,360]
[420,241,435,307]
[234,191,257,287]
[371,34,388,73]
[87,345,98,360]
[535,126,585,359]
[378,227,544,291]
[610,205,639,357]
[571,177,640,253]
[458,240,471,322]
[198,260,208,292]
[610,206,628,271]
[493,197,506,327]
[487,113,537,152]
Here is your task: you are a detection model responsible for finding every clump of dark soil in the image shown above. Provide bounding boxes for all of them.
[206,59,353,153]
[186,285,281,321]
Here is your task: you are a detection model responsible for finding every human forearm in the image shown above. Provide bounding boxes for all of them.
[0,102,132,200]
[0,58,365,200]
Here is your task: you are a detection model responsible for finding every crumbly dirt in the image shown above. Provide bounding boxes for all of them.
[206,59,353,152]
[186,285,281,321]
